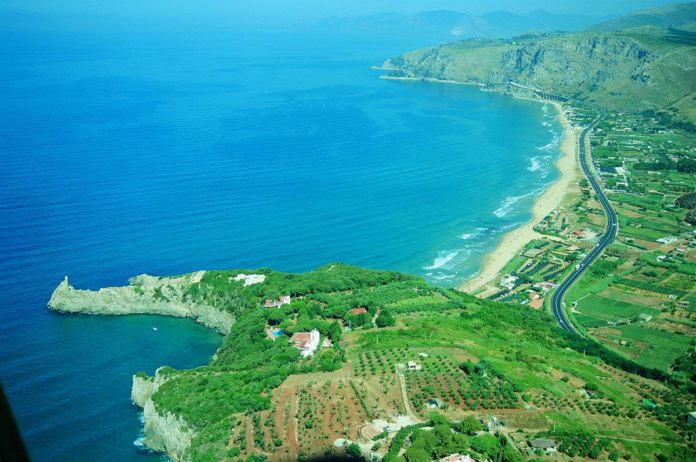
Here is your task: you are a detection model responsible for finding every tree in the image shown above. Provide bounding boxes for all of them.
[266,310,284,326]
[328,321,342,341]
[677,158,696,173]
[471,434,499,459]
[585,382,599,392]
[404,447,429,462]
[375,310,396,328]
[428,412,450,426]
[565,252,579,263]
[458,415,483,435]
[433,424,455,457]
[500,443,523,462]
[459,360,475,375]
[346,442,363,459]
[676,192,696,209]
[410,429,437,453]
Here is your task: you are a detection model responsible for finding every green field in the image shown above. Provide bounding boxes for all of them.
[616,278,686,297]
[614,324,692,370]
[576,294,659,324]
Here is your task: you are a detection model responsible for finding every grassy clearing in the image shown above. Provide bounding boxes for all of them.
[614,324,692,370]
[576,294,659,323]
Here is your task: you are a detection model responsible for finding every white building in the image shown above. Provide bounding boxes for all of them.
[407,361,422,371]
[500,274,519,290]
[290,329,320,358]
[264,295,292,308]
[440,454,472,462]
[233,273,266,286]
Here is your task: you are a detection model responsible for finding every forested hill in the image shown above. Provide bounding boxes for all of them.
[381,4,696,127]
[51,264,696,461]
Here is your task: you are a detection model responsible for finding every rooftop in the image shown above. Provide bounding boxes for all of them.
[529,438,556,449]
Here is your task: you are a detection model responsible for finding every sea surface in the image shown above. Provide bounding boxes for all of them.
[0,27,562,460]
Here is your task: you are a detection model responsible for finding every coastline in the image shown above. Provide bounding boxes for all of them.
[378,75,486,87]
[458,102,579,293]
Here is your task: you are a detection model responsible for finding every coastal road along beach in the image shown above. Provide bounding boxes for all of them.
[550,109,618,333]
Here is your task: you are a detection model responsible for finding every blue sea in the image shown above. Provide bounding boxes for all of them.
[0,27,562,460]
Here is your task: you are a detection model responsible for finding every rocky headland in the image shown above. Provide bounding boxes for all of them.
[48,272,234,334]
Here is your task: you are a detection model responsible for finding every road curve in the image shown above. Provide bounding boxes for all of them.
[550,109,618,333]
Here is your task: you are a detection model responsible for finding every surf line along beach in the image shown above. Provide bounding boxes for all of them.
[459,102,579,293]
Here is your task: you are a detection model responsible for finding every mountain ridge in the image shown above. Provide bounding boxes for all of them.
[380,11,696,126]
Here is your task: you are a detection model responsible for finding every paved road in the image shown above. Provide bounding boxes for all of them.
[550,109,618,333]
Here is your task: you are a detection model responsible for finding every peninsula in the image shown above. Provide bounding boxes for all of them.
[48,264,695,462]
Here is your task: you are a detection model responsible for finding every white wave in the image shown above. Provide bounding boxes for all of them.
[498,221,522,232]
[430,273,455,280]
[527,157,541,172]
[537,141,555,152]
[459,233,474,240]
[493,193,529,218]
[476,227,489,232]
[424,250,460,270]
[537,134,562,152]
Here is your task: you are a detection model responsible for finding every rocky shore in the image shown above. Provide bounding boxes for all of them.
[47,272,233,460]
[132,370,195,461]
[48,272,234,334]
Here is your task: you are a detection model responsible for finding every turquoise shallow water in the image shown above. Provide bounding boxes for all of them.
[0,29,562,460]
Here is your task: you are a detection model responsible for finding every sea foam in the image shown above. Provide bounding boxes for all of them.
[424,250,460,270]
[493,193,531,218]
[527,157,541,172]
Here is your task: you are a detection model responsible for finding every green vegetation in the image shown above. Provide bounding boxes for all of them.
[542,431,611,459]
[383,414,520,462]
[84,255,691,462]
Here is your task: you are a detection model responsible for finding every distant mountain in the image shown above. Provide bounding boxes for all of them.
[381,4,696,126]
[315,9,612,41]
[588,2,696,32]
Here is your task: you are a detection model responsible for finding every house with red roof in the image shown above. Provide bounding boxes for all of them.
[349,307,367,316]
[290,329,320,358]
[264,295,291,308]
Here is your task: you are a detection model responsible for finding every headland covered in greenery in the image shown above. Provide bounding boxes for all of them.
[49,264,695,461]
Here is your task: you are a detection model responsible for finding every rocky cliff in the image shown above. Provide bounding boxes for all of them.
[383,29,696,123]
[132,370,194,461]
[48,272,234,334]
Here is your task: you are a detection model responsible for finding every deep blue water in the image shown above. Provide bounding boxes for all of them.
[0,29,562,460]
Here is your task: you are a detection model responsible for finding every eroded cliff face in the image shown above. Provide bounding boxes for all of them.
[48,272,234,334]
[132,371,194,462]
[379,31,696,119]
[384,34,654,94]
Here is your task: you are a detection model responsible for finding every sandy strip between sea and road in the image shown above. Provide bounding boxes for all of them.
[458,102,579,293]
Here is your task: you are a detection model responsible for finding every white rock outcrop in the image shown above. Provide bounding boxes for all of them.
[132,369,194,461]
[48,273,234,334]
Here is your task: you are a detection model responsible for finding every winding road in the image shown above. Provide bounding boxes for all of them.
[550,109,619,333]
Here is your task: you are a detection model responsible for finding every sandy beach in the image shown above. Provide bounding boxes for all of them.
[458,102,579,293]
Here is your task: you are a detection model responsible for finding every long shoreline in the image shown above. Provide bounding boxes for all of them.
[458,102,579,293]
